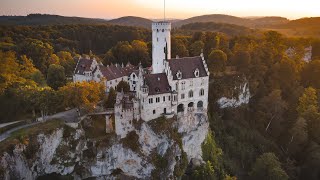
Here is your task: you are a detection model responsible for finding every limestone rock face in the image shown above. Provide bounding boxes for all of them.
[0,113,209,179]
[217,82,250,108]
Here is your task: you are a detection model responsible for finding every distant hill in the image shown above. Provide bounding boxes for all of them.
[251,16,289,27]
[107,16,153,29]
[173,14,253,27]
[0,14,109,26]
[278,17,320,28]
[180,22,260,36]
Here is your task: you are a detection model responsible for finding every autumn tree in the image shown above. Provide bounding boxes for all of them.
[58,81,105,112]
[57,51,76,76]
[18,39,54,73]
[250,153,288,180]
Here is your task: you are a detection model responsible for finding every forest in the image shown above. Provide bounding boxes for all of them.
[1,22,320,179]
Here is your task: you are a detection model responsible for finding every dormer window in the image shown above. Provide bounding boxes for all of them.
[176,71,182,80]
[194,68,200,77]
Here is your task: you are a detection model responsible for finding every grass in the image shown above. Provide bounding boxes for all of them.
[0,119,64,155]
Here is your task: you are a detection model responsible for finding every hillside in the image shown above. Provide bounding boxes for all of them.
[251,16,289,27]
[263,17,320,38]
[0,14,109,26]
[107,16,153,29]
[180,22,260,36]
[173,14,253,27]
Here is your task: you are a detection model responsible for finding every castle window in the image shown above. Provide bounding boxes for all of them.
[200,89,205,96]
[194,68,200,77]
[181,94,185,99]
[149,98,153,104]
[156,97,160,103]
[162,29,164,32]
[169,96,171,101]
[189,90,194,98]
[181,81,186,90]
[153,110,156,114]
[157,37,159,42]
[176,71,182,80]
[176,83,178,91]
[163,96,165,102]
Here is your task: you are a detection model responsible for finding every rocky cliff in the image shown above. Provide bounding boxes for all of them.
[0,112,209,179]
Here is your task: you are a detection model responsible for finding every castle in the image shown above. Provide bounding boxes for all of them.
[73,22,209,137]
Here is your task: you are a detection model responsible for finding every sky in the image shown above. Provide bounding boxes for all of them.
[1,0,320,20]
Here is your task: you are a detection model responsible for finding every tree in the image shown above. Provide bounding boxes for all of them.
[172,37,189,58]
[58,81,105,112]
[234,50,251,73]
[208,49,227,74]
[18,39,54,73]
[202,131,223,166]
[297,87,318,117]
[190,41,205,56]
[48,54,60,65]
[57,51,76,76]
[250,153,288,180]
[301,60,320,89]
[289,117,308,154]
[258,90,288,135]
[47,64,66,90]
[131,40,150,66]
[116,81,130,93]
[105,87,116,108]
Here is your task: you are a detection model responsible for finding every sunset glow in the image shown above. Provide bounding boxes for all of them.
[1,0,320,19]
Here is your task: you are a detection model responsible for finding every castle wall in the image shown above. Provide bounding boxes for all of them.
[140,93,173,121]
[115,106,135,138]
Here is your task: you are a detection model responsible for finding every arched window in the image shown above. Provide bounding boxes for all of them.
[188,90,193,98]
[200,89,205,96]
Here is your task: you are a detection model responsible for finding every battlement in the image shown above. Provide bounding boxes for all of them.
[152,22,171,31]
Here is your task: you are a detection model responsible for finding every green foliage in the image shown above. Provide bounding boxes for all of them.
[116,80,130,93]
[189,41,205,56]
[202,131,223,166]
[105,87,116,108]
[301,60,320,89]
[47,64,66,90]
[208,49,227,74]
[250,153,288,180]
[191,161,216,180]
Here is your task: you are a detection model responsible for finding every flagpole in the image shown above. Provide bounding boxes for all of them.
[164,0,166,21]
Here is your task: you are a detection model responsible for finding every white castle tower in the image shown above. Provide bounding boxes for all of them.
[152,22,171,74]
